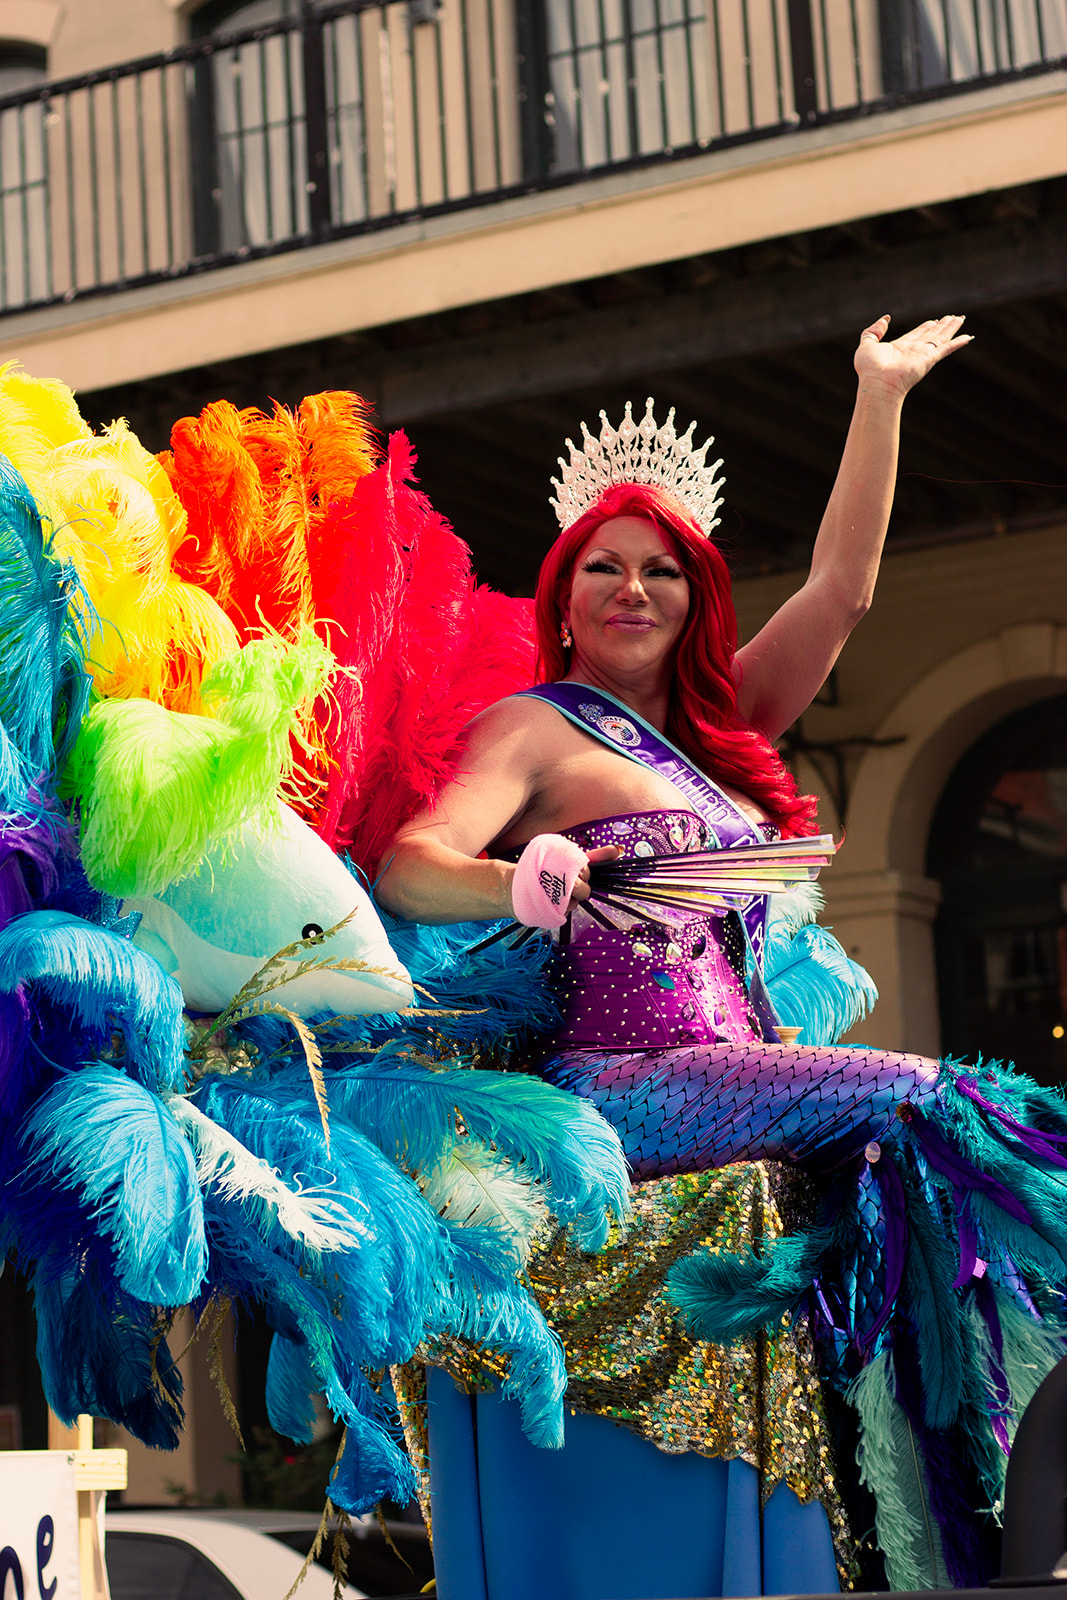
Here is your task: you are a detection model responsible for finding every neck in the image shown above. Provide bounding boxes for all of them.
[561,663,672,732]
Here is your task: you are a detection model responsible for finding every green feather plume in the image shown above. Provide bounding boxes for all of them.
[969,1289,1067,1445]
[851,1351,952,1591]
[62,629,333,896]
[666,1219,840,1341]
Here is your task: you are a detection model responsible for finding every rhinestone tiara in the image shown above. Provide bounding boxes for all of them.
[550,397,725,537]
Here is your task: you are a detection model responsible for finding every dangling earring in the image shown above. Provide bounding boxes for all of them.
[561,618,572,649]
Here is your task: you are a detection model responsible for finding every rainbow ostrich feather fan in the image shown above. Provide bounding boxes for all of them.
[0,363,633,1516]
[0,361,895,1528]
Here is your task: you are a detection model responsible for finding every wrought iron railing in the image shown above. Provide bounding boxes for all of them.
[0,0,1063,316]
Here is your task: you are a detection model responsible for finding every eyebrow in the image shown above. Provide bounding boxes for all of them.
[583,547,680,564]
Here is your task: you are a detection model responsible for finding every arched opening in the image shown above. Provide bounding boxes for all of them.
[0,39,46,94]
[928,692,1067,1086]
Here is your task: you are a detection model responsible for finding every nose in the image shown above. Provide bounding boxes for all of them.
[616,568,649,604]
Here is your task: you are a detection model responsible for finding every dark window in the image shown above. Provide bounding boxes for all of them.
[0,39,46,94]
[526,0,715,178]
[188,0,383,255]
[929,694,1067,1087]
[0,42,49,307]
[878,0,1061,94]
[195,0,303,28]
[189,0,311,256]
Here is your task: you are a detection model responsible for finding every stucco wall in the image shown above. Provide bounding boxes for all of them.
[734,521,1067,1053]
[2,0,183,75]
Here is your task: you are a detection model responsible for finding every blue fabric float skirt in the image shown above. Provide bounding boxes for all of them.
[426,1369,839,1600]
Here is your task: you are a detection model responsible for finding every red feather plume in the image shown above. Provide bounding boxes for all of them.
[158,401,535,866]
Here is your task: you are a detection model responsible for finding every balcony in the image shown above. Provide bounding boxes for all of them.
[0,0,1063,319]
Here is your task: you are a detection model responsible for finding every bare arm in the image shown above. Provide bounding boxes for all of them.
[376,699,537,923]
[735,314,972,741]
[376,699,617,924]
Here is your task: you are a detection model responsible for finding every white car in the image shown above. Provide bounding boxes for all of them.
[105,1509,369,1600]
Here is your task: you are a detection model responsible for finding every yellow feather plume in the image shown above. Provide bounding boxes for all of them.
[90,569,241,711]
[0,361,92,515]
[47,420,188,600]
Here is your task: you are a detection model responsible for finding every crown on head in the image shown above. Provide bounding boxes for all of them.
[550,397,725,538]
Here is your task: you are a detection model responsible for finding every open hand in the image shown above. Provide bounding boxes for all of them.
[855,313,972,399]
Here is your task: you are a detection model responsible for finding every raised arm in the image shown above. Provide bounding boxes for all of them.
[734,314,971,741]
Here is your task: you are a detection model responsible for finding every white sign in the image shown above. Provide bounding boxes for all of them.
[0,1453,81,1599]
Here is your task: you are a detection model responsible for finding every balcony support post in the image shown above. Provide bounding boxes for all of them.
[787,0,818,122]
[302,0,332,242]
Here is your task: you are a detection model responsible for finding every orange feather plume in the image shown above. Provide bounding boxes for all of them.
[164,400,266,632]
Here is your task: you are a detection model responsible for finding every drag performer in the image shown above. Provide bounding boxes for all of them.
[379,315,1067,1596]
[2,319,1065,1598]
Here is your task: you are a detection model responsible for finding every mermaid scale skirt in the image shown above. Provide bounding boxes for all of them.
[581,1045,1067,1590]
[540,1040,940,1177]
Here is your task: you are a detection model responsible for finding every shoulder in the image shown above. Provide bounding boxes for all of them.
[463,693,566,746]
[446,695,562,792]
[454,694,582,798]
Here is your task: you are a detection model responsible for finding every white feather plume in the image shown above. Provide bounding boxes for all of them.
[165,1093,368,1253]
[766,880,823,938]
[418,1141,548,1264]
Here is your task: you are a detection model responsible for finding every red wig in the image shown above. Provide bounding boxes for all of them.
[533,483,818,836]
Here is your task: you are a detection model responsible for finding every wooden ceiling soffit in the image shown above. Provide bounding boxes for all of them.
[372,211,1067,425]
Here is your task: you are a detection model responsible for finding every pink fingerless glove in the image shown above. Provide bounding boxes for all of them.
[511,834,589,929]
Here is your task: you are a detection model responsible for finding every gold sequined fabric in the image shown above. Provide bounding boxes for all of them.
[399,1160,857,1588]
[391,1361,432,1539]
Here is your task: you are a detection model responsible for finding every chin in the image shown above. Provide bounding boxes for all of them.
[596,645,671,674]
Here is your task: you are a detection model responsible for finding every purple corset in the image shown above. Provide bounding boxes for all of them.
[519,811,767,1052]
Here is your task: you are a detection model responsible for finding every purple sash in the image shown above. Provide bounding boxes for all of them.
[516,682,780,1035]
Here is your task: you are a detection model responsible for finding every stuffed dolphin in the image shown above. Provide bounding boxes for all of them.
[123,801,413,1017]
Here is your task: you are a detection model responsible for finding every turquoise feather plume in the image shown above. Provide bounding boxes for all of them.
[898,1158,964,1428]
[215,1225,415,1510]
[967,1189,1067,1285]
[366,911,560,1046]
[192,1077,444,1364]
[0,910,187,1090]
[320,1368,415,1514]
[283,1054,629,1250]
[203,1214,340,1361]
[666,1218,841,1342]
[165,1094,369,1258]
[0,721,36,824]
[198,1198,413,1506]
[0,454,92,794]
[266,1333,319,1445]
[419,1141,548,1263]
[933,1068,1067,1272]
[428,1218,567,1449]
[764,893,877,1046]
[195,1070,577,1458]
[31,1251,186,1448]
[20,1065,207,1305]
